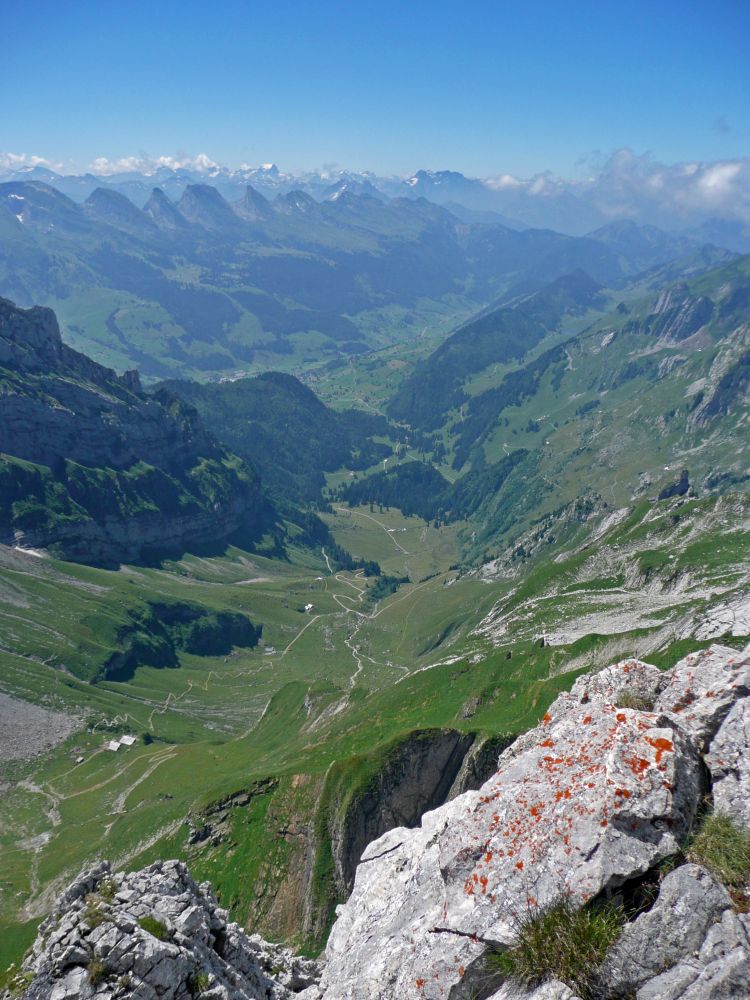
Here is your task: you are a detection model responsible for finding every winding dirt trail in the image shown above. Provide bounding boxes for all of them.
[280,614,321,657]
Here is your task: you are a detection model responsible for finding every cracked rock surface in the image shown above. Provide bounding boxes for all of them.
[313,658,705,999]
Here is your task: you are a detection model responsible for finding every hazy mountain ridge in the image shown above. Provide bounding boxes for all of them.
[0,178,737,379]
[3,154,749,245]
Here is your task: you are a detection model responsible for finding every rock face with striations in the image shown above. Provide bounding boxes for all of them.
[0,298,264,563]
[599,862,750,999]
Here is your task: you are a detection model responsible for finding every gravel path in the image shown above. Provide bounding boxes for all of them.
[0,693,80,762]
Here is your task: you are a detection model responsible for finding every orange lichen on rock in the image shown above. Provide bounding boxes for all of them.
[645,736,674,764]
[625,754,651,776]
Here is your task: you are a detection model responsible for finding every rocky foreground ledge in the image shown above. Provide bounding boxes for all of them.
[9,643,750,1000]
[11,860,319,1000]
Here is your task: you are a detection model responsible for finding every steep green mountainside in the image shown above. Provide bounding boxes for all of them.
[366,253,750,561]
[160,372,393,503]
[335,451,527,524]
[0,180,728,380]
[0,298,265,564]
[387,269,610,428]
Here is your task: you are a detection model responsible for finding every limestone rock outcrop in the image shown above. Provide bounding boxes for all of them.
[654,643,750,748]
[706,697,750,828]
[17,860,319,1000]
[310,645,749,1000]
[599,863,736,995]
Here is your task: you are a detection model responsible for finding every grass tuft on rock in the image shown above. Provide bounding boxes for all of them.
[688,812,750,890]
[96,877,118,903]
[190,971,211,996]
[615,689,655,712]
[138,916,170,941]
[0,966,34,998]
[87,958,107,986]
[487,896,626,1000]
[82,899,107,930]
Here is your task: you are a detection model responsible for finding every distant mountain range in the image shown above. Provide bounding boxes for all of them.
[2,154,749,246]
[0,176,736,379]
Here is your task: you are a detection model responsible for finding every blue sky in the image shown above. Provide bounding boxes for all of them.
[2,0,748,177]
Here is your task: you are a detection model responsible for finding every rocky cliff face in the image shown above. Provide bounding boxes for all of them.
[0,297,212,471]
[0,298,264,563]
[12,643,750,1000]
[328,730,476,896]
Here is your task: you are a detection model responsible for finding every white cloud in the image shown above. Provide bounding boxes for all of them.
[87,152,221,176]
[697,161,742,193]
[591,150,750,223]
[484,173,524,191]
[0,151,64,172]
[483,149,750,225]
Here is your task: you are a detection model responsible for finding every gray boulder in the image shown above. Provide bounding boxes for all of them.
[654,644,750,749]
[706,696,750,829]
[599,863,733,995]
[636,907,750,999]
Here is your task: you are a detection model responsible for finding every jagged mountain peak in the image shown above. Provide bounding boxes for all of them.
[177,183,239,229]
[323,177,386,203]
[232,183,272,221]
[83,186,156,234]
[274,189,320,215]
[142,186,189,229]
[0,179,91,235]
